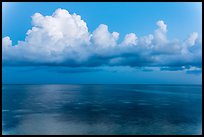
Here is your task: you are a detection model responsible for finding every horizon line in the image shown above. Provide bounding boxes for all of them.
[2,83,202,85]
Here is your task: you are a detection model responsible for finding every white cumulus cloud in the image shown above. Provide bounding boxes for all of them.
[2,8,202,71]
[121,33,137,46]
[154,20,168,45]
[92,24,119,47]
[186,32,198,46]
[2,36,12,47]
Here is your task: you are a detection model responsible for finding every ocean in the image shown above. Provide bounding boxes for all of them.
[2,84,202,135]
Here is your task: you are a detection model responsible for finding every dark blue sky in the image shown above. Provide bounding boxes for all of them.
[2,2,202,84]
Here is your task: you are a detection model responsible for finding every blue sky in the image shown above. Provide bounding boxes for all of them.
[2,2,202,84]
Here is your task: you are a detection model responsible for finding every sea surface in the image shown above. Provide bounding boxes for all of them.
[2,84,202,135]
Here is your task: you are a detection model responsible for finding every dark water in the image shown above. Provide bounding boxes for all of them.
[2,84,202,135]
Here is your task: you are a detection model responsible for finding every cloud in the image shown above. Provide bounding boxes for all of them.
[92,24,119,47]
[121,33,137,46]
[2,36,12,46]
[160,66,185,71]
[153,20,168,45]
[2,8,202,72]
[47,67,103,73]
[138,34,154,46]
[156,20,167,33]
[186,32,198,46]
[185,66,202,75]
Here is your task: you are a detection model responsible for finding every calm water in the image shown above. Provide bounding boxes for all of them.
[2,84,202,135]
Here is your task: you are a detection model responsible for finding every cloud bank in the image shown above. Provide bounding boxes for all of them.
[2,8,202,72]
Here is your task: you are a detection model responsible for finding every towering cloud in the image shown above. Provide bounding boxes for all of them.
[2,8,202,72]
[92,24,119,47]
[154,20,168,45]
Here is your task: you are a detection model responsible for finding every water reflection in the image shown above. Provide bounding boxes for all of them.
[2,84,202,135]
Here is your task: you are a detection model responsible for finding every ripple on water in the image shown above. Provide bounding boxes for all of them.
[110,114,121,118]
[14,115,23,118]
[13,109,32,113]
[137,103,151,106]
[74,107,80,110]
[35,102,43,105]
[2,110,10,112]
[162,103,170,106]
[137,99,146,102]
[76,102,85,105]
[119,100,132,104]
[123,101,132,104]
[91,109,101,112]
[153,105,160,108]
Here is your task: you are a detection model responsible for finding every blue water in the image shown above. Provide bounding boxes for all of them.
[2,84,202,135]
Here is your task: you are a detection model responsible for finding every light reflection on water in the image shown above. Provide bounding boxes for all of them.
[2,84,202,135]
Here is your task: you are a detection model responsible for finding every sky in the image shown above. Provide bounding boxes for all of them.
[2,2,202,84]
